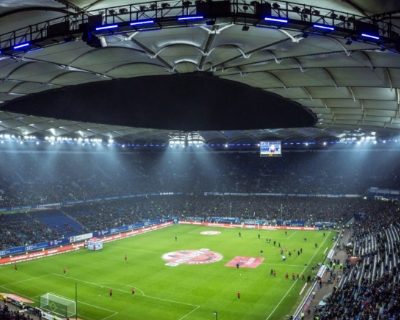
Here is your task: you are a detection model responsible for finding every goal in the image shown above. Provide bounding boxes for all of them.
[40,293,76,318]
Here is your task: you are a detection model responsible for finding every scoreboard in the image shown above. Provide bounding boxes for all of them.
[260,141,281,157]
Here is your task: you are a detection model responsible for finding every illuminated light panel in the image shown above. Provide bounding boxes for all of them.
[130,20,154,26]
[361,33,380,40]
[95,24,118,31]
[177,15,204,21]
[313,24,334,31]
[13,42,30,50]
[264,17,288,23]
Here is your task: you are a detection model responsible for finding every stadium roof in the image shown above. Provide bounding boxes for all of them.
[0,0,400,144]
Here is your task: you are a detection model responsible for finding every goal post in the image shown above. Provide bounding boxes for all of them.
[40,293,76,318]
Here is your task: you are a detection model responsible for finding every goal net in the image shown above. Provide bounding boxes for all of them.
[40,293,76,318]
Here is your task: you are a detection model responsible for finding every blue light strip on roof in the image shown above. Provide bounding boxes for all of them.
[130,20,155,26]
[313,24,334,31]
[95,24,119,31]
[361,33,380,40]
[13,42,30,50]
[264,17,288,23]
[177,15,204,21]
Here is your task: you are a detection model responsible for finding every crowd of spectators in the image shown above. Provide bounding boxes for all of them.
[316,208,400,319]
[1,151,400,208]
[1,195,398,250]
[0,304,34,320]
[1,149,400,318]
[0,212,60,250]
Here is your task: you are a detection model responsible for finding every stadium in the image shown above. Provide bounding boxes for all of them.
[0,0,400,319]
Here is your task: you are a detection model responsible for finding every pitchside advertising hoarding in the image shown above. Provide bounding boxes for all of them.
[0,219,168,259]
[0,222,173,264]
[0,239,70,258]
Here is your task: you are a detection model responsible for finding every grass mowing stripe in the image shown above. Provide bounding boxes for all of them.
[53,273,199,308]
[0,284,38,303]
[76,300,118,313]
[0,273,51,287]
[101,312,119,320]
[263,263,304,267]
[265,233,331,320]
[53,273,200,320]
[0,226,334,320]
[177,305,200,320]
[1,281,116,320]
[287,231,298,239]
[124,284,145,295]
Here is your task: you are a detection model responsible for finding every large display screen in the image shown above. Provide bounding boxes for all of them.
[260,141,282,157]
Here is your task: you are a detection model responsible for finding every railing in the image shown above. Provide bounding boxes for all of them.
[0,0,398,52]
[292,230,341,319]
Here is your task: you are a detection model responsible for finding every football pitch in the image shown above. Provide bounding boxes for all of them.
[0,224,335,320]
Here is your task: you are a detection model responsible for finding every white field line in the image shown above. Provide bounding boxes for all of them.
[142,292,198,308]
[76,299,117,313]
[263,263,304,268]
[1,274,117,320]
[323,247,328,254]
[178,305,200,320]
[53,273,199,308]
[287,231,298,239]
[0,284,38,303]
[100,311,119,320]
[46,289,118,320]
[124,284,145,296]
[265,235,330,320]
[299,283,308,296]
[0,273,51,287]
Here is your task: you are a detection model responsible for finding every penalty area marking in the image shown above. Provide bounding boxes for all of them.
[178,305,200,320]
[0,273,53,287]
[52,273,199,308]
[299,283,308,296]
[100,312,119,320]
[77,300,118,320]
[76,299,117,314]
[0,284,38,304]
[265,234,330,320]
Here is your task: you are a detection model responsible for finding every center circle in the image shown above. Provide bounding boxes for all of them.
[162,249,223,266]
[200,231,221,235]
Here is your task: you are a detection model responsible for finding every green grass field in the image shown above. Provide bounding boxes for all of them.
[0,225,335,320]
